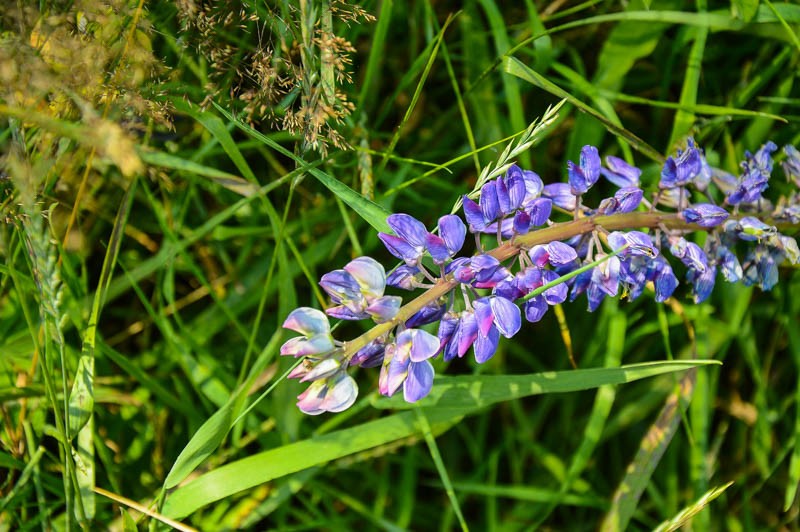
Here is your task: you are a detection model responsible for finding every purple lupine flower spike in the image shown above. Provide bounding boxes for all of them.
[568,145,601,196]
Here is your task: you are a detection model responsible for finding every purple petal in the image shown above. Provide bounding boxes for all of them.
[463,196,487,232]
[522,170,544,199]
[366,295,402,323]
[581,145,601,185]
[387,213,429,248]
[344,257,386,298]
[319,270,361,305]
[408,329,441,362]
[404,360,434,403]
[473,298,495,337]
[543,183,576,211]
[405,302,446,328]
[682,203,729,228]
[437,313,459,355]
[524,297,548,323]
[283,307,330,335]
[480,181,500,222]
[495,176,511,215]
[614,187,643,213]
[507,171,527,211]
[296,380,327,415]
[379,233,423,265]
[602,156,641,188]
[300,358,341,382]
[513,210,531,234]
[439,215,466,255]
[490,296,521,338]
[280,334,335,357]
[325,305,368,321]
[547,241,578,266]
[350,339,386,368]
[426,233,450,264]
[474,326,500,363]
[526,197,552,227]
[456,311,479,358]
[385,348,410,397]
[387,264,420,290]
[592,257,620,297]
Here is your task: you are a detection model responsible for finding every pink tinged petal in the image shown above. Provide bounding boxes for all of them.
[280,334,335,357]
[456,311,479,358]
[344,257,386,298]
[490,296,521,338]
[366,295,402,323]
[379,233,422,265]
[408,329,441,362]
[378,343,396,395]
[320,372,358,413]
[529,245,549,267]
[472,298,495,337]
[463,196,487,232]
[388,213,429,248]
[474,326,500,363]
[386,351,410,396]
[480,181,500,222]
[296,380,328,415]
[426,233,450,264]
[439,215,466,255]
[283,307,330,335]
[546,241,578,266]
[300,358,342,382]
[404,360,435,403]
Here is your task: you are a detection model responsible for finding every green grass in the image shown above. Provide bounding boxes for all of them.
[1,0,799,530]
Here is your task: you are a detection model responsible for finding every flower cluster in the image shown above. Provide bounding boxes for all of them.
[281,139,800,414]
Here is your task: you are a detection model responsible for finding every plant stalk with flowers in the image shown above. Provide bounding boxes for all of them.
[281,105,800,415]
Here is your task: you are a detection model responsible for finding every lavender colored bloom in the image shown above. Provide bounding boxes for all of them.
[608,231,658,258]
[426,215,466,264]
[296,370,358,415]
[687,264,717,303]
[529,241,578,268]
[380,328,440,403]
[519,267,568,323]
[441,310,479,362]
[669,237,708,272]
[320,257,402,322]
[601,156,642,188]
[649,257,679,303]
[379,213,430,266]
[496,165,527,215]
[682,204,729,228]
[568,145,601,196]
[543,183,577,211]
[280,307,336,357]
[449,254,511,288]
[660,142,702,189]
[715,245,743,282]
[522,169,544,199]
[727,141,777,205]
[472,296,521,363]
[405,301,446,328]
[387,264,421,290]
[350,338,387,368]
[598,187,643,215]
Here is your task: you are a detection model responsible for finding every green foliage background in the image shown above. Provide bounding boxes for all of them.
[1,0,799,530]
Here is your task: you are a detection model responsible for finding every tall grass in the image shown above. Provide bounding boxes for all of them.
[1,0,799,530]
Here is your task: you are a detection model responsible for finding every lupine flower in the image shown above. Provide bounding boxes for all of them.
[518,267,568,323]
[387,264,421,290]
[669,237,708,272]
[543,182,577,211]
[597,187,643,215]
[713,244,743,282]
[687,263,717,303]
[405,301,447,328]
[601,156,642,188]
[529,241,579,268]
[649,257,679,302]
[280,307,336,357]
[660,141,703,189]
[296,369,358,415]
[463,181,502,232]
[568,145,601,196]
[320,257,402,322]
[379,214,429,266]
[350,337,387,368]
[608,231,658,258]
[449,254,511,288]
[682,204,729,228]
[426,215,467,264]
[472,296,522,362]
[380,329,440,402]
[439,310,479,362]
[727,141,777,205]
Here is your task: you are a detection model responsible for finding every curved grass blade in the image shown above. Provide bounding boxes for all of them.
[668,4,708,149]
[138,150,258,197]
[503,56,665,163]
